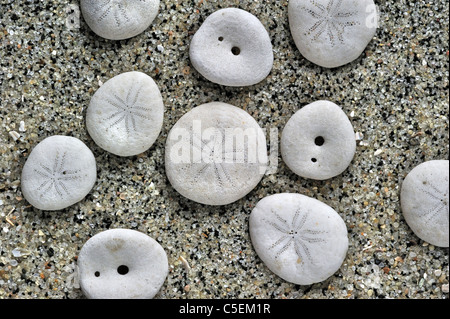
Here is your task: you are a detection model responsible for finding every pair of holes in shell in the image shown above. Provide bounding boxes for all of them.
[312,136,325,163]
[94,265,129,277]
[218,36,241,56]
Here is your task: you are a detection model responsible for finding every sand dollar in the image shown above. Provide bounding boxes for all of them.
[401,160,449,247]
[249,193,348,285]
[86,71,164,157]
[165,102,268,206]
[289,0,378,68]
[80,0,160,40]
[21,135,97,211]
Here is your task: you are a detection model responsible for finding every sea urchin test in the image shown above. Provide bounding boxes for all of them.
[401,160,449,247]
[21,135,97,211]
[86,71,164,157]
[165,102,268,206]
[249,193,348,285]
[80,0,160,40]
[289,0,378,68]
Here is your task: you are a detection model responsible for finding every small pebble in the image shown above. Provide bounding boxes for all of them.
[165,102,268,206]
[281,100,356,180]
[442,284,449,294]
[355,132,364,141]
[19,121,26,132]
[12,248,22,258]
[401,160,449,247]
[157,44,164,53]
[77,229,169,299]
[190,8,274,87]
[249,193,348,285]
[21,135,97,211]
[9,131,20,141]
[80,0,160,40]
[288,0,378,68]
[86,71,165,157]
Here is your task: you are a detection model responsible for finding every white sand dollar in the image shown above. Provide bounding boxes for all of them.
[21,136,97,211]
[190,8,274,87]
[281,100,356,180]
[288,0,378,68]
[80,0,160,40]
[250,193,348,285]
[86,71,164,157]
[165,102,268,206]
[401,160,449,247]
[78,229,169,299]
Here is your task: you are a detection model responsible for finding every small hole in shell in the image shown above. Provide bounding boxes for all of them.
[315,136,325,146]
[117,265,129,275]
[231,47,241,55]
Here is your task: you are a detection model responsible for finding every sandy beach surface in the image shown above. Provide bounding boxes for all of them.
[0,0,448,299]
